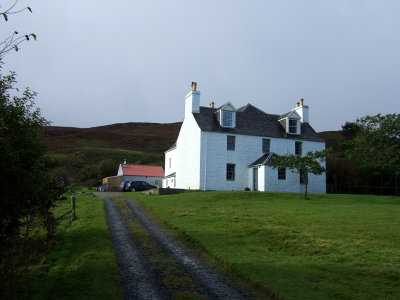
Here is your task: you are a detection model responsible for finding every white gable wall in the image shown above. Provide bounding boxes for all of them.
[164,148,176,177]
[175,113,202,189]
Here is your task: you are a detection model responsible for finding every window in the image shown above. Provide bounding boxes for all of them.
[289,119,297,133]
[227,135,235,150]
[262,139,270,153]
[295,141,302,156]
[169,157,171,169]
[226,164,235,181]
[278,168,286,180]
[222,111,233,127]
[300,172,308,184]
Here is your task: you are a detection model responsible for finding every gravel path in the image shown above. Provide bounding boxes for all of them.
[97,193,251,299]
[102,195,167,299]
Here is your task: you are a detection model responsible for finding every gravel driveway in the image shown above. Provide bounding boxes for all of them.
[96,193,251,299]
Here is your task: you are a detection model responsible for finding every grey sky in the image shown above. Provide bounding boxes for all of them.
[3,0,400,132]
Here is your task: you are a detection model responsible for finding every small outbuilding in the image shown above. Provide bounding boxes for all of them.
[117,161,164,187]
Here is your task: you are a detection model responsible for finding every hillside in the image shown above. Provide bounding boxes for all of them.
[42,122,182,185]
[44,122,182,154]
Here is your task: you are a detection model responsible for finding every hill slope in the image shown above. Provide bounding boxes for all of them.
[43,122,182,185]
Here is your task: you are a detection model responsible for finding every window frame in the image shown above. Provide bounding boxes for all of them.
[222,111,233,127]
[226,163,235,181]
[289,118,297,133]
[278,167,286,180]
[295,141,302,156]
[227,135,236,151]
[262,139,270,153]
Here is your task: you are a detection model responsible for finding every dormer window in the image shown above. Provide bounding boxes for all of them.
[217,102,237,128]
[278,111,301,135]
[223,111,233,127]
[289,119,297,133]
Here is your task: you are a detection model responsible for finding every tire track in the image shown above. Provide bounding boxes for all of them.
[100,193,251,299]
[103,196,167,299]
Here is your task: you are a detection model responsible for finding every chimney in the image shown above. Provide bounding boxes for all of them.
[185,81,200,115]
[292,98,309,123]
[209,102,214,108]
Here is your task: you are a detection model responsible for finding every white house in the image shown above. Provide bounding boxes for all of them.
[163,82,326,193]
[117,161,164,187]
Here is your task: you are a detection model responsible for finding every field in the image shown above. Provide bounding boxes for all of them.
[128,191,400,299]
[10,194,122,299]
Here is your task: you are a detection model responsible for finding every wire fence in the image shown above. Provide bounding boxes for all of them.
[327,184,399,196]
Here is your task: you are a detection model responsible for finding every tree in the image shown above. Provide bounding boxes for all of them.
[269,150,327,199]
[0,70,64,282]
[342,114,400,194]
[0,0,36,57]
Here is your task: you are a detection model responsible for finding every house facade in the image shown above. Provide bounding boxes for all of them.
[118,162,164,187]
[163,82,326,193]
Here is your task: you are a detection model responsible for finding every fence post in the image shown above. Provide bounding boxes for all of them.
[71,195,76,221]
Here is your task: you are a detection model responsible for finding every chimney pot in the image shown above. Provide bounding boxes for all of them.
[191,82,197,91]
[210,101,214,108]
[300,98,304,106]
[123,159,127,166]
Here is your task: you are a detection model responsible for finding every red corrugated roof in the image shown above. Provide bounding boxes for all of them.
[121,164,164,177]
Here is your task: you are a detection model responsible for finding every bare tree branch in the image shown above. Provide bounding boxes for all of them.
[0,0,36,58]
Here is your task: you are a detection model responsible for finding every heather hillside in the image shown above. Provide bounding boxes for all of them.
[42,122,181,185]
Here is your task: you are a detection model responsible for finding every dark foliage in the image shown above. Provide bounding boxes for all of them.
[0,71,64,282]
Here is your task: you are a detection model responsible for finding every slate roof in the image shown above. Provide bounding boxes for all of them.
[192,104,324,142]
[165,143,176,153]
[278,112,291,119]
[248,152,279,167]
[121,164,165,177]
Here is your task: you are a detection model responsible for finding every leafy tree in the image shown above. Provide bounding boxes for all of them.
[0,70,64,282]
[269,150,327,198]
[342,114,400,193]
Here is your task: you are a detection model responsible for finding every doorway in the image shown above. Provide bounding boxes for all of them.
[253,168,258,191]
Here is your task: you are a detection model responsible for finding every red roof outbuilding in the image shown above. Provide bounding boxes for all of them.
[121,164,164,177]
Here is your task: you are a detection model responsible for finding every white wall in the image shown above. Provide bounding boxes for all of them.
[122,175,162,187]
[175,113,202,189]
[164,147,176,177]
[198,132,326,193]
[163,176,176,188]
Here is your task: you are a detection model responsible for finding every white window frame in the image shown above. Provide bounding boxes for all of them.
[222,111,233,127]
[289,119,297,133]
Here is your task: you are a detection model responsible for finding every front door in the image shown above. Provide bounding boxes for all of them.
[253,168,258,191]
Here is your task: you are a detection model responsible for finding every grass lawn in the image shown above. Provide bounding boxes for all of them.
[15,194,122,300]
[127,191,400,299]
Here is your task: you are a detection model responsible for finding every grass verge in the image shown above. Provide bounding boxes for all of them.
[13,194,122,300]
[125,191,400,299]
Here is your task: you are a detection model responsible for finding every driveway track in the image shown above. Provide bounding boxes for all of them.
[99,193,251,299]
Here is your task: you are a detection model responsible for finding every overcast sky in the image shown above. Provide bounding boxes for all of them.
[2,0,399,132]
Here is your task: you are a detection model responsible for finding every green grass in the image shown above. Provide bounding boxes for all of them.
[126,191,400,299]
[16,194,122,300]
